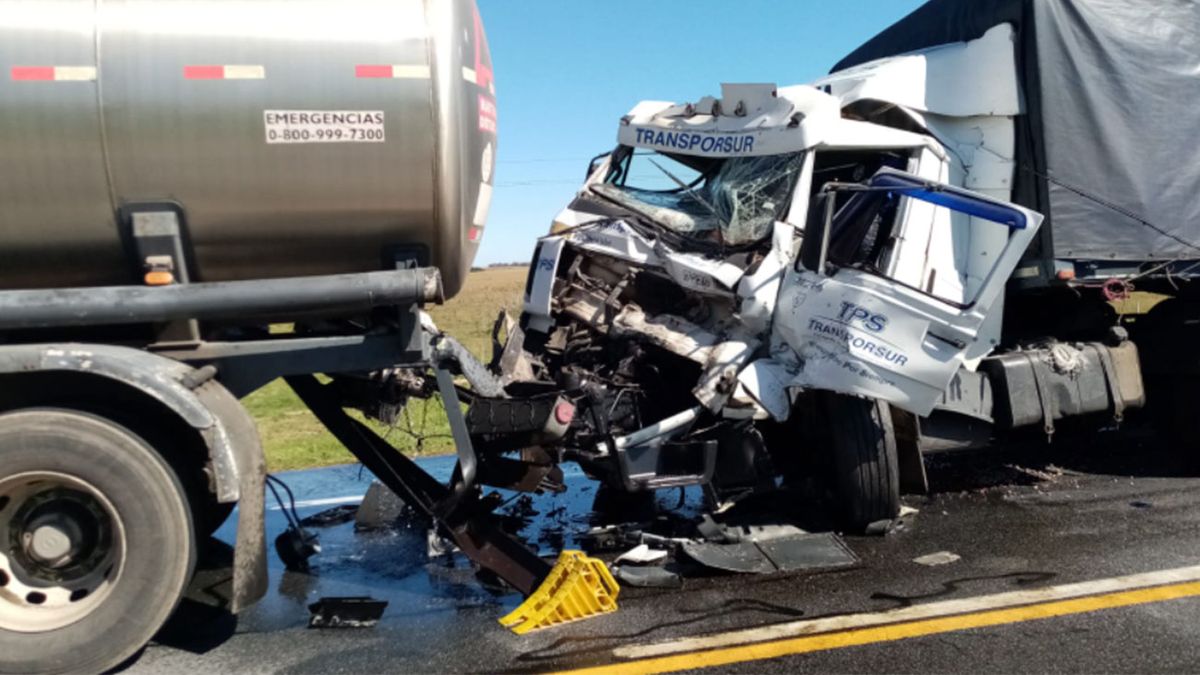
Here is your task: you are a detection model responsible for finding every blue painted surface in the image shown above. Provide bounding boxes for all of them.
[210,456,687,634]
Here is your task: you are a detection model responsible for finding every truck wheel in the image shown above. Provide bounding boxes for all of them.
[0,409,195,674]
[823,394,900,531]
[1137,299,1200,471]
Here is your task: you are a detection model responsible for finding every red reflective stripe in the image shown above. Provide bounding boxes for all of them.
[355,64,393,78]
[10,66,55,81]
[475,64,493,87]
[183,65,225,80]
[471,4,494,90]
[468,226,483,243]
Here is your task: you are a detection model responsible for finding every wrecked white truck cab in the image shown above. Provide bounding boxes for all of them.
[533,77,1042,416]
[464,9,1165,538]
[499,28,1042,529]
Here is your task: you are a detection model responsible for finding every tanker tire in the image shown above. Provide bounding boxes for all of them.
[825,394,900,532]
[0,409,195,675]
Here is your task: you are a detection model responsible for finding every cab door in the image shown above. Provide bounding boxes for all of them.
[774,168,1042,416]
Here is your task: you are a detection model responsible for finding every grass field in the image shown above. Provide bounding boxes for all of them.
[249,266,528,471]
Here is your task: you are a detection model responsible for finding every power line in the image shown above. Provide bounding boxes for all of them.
[498,157,594,164]
[495,179,582,187]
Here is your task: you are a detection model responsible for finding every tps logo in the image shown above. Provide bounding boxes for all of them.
[838,301,888,332]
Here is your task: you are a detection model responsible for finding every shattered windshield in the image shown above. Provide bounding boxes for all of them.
[592,146,805,246]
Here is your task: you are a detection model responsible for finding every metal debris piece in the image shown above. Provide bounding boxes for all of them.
[756,532,858,570]
[682,539,774,574]
[615,544,668,565]
[696,514,733,543]
[615,565,683,589]
[696,517,810,544]
[274,527,320,571]
[307,597,388,629]
[580,525,637,553]
[581,524,691,553]
[912,551,962,566]
[354,480,415,530]
[681,532,856,574]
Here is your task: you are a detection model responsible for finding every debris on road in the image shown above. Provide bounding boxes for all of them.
[912,551,962,567]
[616,544,669,565]
[355,480,417,530]
[682,539,776,574]
[307,597,388,629]
[865,519,894,536]
[615,565,683,589]
[1007,464,1069,483]
[682,531,858,574]
[300,505,359,528]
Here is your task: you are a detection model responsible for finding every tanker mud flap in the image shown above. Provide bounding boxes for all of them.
[190,380,269,613]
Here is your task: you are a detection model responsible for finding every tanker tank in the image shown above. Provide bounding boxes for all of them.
[0,0,496,298]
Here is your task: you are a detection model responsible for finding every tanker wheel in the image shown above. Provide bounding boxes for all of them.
[0,409,195,674]
[823,393,900,532]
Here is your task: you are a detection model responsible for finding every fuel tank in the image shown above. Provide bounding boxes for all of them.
[0,0,496,298]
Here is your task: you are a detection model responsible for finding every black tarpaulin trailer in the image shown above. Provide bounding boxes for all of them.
[833,0,1200,286]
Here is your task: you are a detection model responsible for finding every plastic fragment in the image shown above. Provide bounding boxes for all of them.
[912,551,961,566]
[308,597,388,629]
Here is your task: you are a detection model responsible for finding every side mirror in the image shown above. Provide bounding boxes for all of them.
[796,193,834,273]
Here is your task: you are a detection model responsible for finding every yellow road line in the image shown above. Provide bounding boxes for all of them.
[555,580,1200,675]
[615,564,1200,660]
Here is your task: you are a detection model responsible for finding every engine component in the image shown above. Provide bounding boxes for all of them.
[467,395,575,450]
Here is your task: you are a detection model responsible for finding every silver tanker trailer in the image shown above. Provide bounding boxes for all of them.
[0,1,569,671]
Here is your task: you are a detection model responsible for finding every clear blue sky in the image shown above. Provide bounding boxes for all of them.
[473,0,926,265]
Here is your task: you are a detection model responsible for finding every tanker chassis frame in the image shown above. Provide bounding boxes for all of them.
[0,212,551,673]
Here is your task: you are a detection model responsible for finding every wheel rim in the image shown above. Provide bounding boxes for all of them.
[0,471,125,632]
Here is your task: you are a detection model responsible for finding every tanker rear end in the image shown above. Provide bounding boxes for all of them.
[0,0,495,298]
[0,2,511,672]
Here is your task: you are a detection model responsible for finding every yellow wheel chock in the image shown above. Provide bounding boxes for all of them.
[499,550,620,634]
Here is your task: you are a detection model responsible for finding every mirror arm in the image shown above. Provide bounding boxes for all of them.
[815,190,836,276]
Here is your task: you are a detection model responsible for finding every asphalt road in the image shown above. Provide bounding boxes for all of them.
[126,435,1200,674]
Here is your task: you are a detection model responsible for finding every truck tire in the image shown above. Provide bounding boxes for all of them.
[824,393,900,531]
[1137,298,1200,471]
[0,409,196,674]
